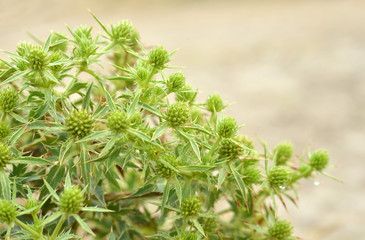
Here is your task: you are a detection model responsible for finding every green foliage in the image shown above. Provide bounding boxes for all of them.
[0,13,338,240]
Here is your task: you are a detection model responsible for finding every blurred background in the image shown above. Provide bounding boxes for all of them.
[1,0,364,239]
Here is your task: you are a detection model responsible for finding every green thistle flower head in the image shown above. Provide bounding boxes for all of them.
[206,93,224,113]
[0,199,17,224]
[242,166,262,185]
[110,20,139,48]
[274,141,294,165]
[0,87,19,112]
[25,45,48,71]
[66,109,94,139]
[299,164,312,178]
[309,149,329,171]
[48,50,64,73]
[59,186,85,214]
[148,46,170,70]
[165,102,190,127]
[167,72,186,93]
[269,220,293,240]
[0,122,10,140]
[74,25,93,39]
[155,154,179,178]
[268,166,292,188]
[217,117,238,138]
[107,110,130,133]
[180,196,202,217]
[0,142,11,169]
[219,138,242,160]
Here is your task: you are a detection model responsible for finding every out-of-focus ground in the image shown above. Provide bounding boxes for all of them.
[1,0,365,239]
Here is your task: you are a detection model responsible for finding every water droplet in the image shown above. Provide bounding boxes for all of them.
[279,186,286,190]
[314,181,320,186]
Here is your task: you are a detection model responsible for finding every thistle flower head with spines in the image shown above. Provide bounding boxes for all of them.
[206,93,224,112]
[0,200,17,224]
[268,166,292,188]
[0,87,19,112]
[58,186,85,215]
[65,109,94,139]
[0,142,11,169]
[217,116,238,138]
[165,102,190,127]
[107,110,130,133]
[274,141,294,165]
[309,149,330,171]
[180,196,202,217]
[269,219,294,240]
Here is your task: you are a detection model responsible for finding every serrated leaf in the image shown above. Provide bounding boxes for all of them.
[43,179,60,202]
[1,70,30,85]
[0,170,11,200]
[174,176,182,205]
[229,164,247,202]
[73,214,95,236]
[131,183,156,197]
[9,112,28,123]
[189,138,201,162]
[139,102,163,117]
[105,89,116,111]
[9,125,26,145]
[75,130,109,143]
[160,181,170,218]
[43,33,53,52]
[11,156,53,165]
[81,207,113,212]
[82,83,93,110]
[152,123,169,140]
[192,218,205,236]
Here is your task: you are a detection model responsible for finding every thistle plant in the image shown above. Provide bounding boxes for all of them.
[0,13,339,240]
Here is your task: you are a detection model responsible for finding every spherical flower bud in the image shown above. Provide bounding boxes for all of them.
[219,138,242,160]
[48,50,64,73]
[0,199,17,224]
[0,87,19,113]
[0,142,11,169]
[107,110,130,133]
[217,117,238,138]
[58,186,85,214]
[25,45,48,71]
[180,196,202,217]
[66,109,94,139]
[237,135,255,157]
[309,150,329,171]
[165,102,190,127]
[203,217,218,233]
[274,141,294,165]
[0,122,10,140]
[269,220,293,240]
[110,20,139,48]
[242,166,262,185]
[155,154,179,178]
[167,72,186,93]
[175,84,197,104]
[148,46,170,70]
[206,94,224,113]
[268,166,292,188]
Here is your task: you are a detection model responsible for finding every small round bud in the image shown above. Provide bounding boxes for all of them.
[0,122,10,140]
[203,217,218,233]
[206,94,224,112]
[155,154,179,178]
[165,102,190,127]
[107,110,130,133]
[242,166,262,185]
[180,196,202,217]
[274,141,294,165]
[0,87,19,112]
[148,46,170,70]
[0,199,17,224]
[309,150,329,171]
[58,186,85,214]
[74,37,97,59]
[268,166,292,188]
[175,84,197,104]
[0,142,11,169]
[167,72,186,93]
[110,20,139,48]
[48,50,64,73]
[66,109,94,139]
[269,220,293,240]
[219,138,242,160]
[217,117,238,138]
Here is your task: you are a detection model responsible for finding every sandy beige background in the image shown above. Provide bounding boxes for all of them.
[1,0,364,239]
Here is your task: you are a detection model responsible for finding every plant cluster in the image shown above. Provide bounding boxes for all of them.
[0,13,338,240]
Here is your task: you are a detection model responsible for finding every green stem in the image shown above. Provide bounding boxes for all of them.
[50,214,67,240]
[15,218,41,239]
